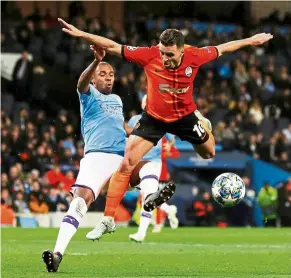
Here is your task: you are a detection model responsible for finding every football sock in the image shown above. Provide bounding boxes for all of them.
[137,209,153,237]
[156,208,163,225]
[104,171,131,217]
[54,197,88,255]
[160,203,172,214]
[137,172,159,236]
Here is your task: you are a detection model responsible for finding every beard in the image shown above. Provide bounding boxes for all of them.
[164,59,179,69]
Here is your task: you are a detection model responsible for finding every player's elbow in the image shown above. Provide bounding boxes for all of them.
[77,82,90,94]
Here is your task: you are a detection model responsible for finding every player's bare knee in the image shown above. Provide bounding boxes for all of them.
[197,147,215,159]
[74,188,94,207]
[120,157,137,173]
[204,149,215,159]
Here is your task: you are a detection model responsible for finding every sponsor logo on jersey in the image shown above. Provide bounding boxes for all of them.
[185,66,192,77]
[127,46,138,51]
[100,103,123,115]
[158,84,190,94]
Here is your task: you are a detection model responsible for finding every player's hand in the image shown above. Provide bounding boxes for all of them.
[248,33,273,46]
[58,18,83,38]
[90,45,106,62]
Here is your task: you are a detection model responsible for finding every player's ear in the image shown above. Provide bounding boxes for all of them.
[91,77,96,86]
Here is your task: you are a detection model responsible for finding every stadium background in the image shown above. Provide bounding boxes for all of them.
[1,1,291,229]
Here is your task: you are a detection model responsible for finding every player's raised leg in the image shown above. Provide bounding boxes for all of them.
[86,136,153,241]
[193,120,215,159]
[129,161,161,242]
[172,111,215,160]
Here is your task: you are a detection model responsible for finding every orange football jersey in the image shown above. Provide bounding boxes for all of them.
[122,44,218,122]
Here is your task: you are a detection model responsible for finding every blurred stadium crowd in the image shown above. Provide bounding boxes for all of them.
[1,3,291,226]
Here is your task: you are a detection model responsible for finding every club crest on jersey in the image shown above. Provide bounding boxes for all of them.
[185,66,192,77]
[127,46,138,51]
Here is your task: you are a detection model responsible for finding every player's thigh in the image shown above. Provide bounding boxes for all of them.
[131,111,165,147]
[170,112,214,157]
[121,135,154,171]
[73,152,123,200]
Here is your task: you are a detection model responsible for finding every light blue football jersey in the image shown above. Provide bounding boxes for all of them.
[78,84,126,155]
[128,114,175,162]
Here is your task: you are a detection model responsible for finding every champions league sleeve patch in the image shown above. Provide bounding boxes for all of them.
[202,46,211,54]
[127,46,138,51]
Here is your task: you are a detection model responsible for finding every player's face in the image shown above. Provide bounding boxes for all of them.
[159,43,184,69]
[94,64,115,95]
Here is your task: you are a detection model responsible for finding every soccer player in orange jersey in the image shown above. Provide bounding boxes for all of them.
[58,18,273,239]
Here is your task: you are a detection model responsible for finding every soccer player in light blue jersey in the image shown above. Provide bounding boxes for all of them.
[42,45,128,272]
[42,46,173,272]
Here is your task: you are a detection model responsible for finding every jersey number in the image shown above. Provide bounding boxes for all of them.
[193,122,205,137]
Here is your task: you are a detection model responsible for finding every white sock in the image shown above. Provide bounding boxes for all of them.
[54,197,88,255]
[137,208,153,237]
[160,203,172,214]
[137,179,157,237]
[139,161,160,198]
[137,161,160,236]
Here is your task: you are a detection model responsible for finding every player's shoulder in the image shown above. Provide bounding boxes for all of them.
[184,44,199,54]
[149,45,160,56]
[78,84,99,99]
[150,45,160,51]
[141,45,159,57]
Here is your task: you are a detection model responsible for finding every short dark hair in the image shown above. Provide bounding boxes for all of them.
[159,29,184,48]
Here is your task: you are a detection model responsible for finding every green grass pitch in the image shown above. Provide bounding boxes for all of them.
[2,227,291,277]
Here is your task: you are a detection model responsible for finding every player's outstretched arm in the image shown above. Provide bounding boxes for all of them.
[215,32,273,56]
[77,45,105,94]
[58,18,122,56]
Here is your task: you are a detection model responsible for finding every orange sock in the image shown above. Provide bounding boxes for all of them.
[156,208,162,225]
[104,171,131,217]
